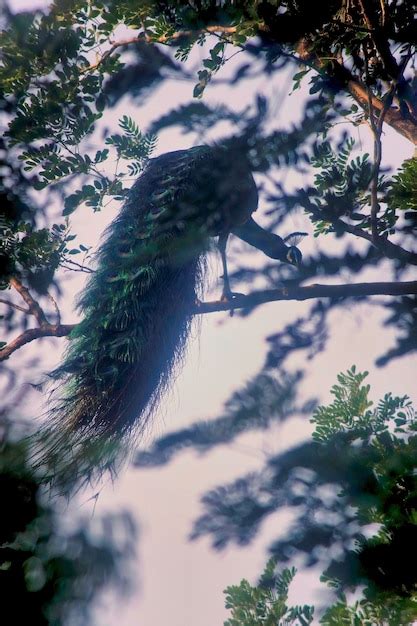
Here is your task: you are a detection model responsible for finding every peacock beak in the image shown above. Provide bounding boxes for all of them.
[286,248,302,266]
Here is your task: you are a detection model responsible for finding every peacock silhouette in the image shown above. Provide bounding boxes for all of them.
[38,143,304,489]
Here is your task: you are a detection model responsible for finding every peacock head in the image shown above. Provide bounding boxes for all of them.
[286,246,302,267]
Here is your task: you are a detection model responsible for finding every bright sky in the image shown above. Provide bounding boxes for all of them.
[5,2,417,625]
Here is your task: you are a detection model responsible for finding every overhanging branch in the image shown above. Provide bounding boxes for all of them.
[295,40,417,145]
[9,277,49,325]
[79,20,417,144]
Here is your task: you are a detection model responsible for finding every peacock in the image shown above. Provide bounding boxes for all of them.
[39,143,304,489]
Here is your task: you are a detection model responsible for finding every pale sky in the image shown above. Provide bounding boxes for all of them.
[5,2,417,625]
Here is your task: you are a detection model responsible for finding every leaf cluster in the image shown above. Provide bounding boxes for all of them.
[224,560,314,626]
[218,367,417,622]
[224,558,417,625]
[388,157,417,216]
[0,217,64,292]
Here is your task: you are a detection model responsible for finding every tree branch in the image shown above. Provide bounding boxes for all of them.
[0,279,70,361]
[79,19,417,143]
[334,217,417,264]
[194,280,417,314]
[295,41,417,145]
[304,201,417,265]
[2,281,416,359]
[0,324,75,361]
[0,297,29,314]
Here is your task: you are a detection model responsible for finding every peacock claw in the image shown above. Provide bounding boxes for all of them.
[220,291,244,302]
[220,289,244,316]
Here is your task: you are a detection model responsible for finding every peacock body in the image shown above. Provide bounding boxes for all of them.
[40,143,301,488]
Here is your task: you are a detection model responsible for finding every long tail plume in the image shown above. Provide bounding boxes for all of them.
[36,149,212,490]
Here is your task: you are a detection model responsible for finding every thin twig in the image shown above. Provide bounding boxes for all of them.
[379,0,386,26]
[363,43,382,243]
[47,293,61,325]
[0,298,29,314]
[62,258,94,273]
[357,0,399,79]
[363,44,413,242]
[80,26,239,74]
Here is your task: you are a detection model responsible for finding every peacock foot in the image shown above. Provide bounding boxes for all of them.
[220,289,244,317]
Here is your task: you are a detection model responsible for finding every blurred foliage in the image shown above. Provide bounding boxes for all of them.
[0,420,136,626]
[376,296,417,366]
[140,366,417,619]
[164,368,417,604]
[136,368,316,468]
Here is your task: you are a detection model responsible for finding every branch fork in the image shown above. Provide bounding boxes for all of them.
[0,278,74,361]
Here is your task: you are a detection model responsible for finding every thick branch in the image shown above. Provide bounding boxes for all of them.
[193,280,417,314]
[347,76,417,144]
[1,281,416,359]
[296,41,417,145]
[0,324,75,361]
[0,297,29,314]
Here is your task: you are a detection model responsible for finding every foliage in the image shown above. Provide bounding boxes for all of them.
[0,0,416,621]
[221,368,417,624]
[388,157,417,214]
[224,559,314,626]
[142,367,417,609]
[0,421,136,626]
[224,558,417,626]
[307,137,374,236]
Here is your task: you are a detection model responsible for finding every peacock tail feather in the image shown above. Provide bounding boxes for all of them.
[36,146,228,490]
